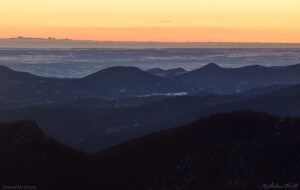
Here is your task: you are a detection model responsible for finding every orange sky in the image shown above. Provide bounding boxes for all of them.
[1,0,300,42]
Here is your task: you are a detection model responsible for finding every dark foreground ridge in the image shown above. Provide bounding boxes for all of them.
[0,111,299,190]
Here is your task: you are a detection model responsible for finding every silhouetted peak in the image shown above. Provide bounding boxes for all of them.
[201,63,221,70]
[0,121,47,147]
[146,67,187,78]
[168,68,186,72]
[242,65,266,70]
[0,65,14,73]
[84,66,147,79]
[101,66,143,73]
[146,68,164,72]
[16,121,46,145]
[99,66,147,77]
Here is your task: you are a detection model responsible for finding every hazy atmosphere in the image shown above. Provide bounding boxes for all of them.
[1,48,300,78]
[1,0,300,189]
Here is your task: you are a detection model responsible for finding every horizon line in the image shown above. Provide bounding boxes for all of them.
[1,37,300,44]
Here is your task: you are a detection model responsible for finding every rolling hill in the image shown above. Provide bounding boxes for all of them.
[175,63,300,93]
[2,63,300,109]
[146,67,187,79]
[0,65,189,109]
[1,111,299,189]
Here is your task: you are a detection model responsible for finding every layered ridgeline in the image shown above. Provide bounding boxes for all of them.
[147,63,300,93]
[1,63,300,152]
[1,63,300,109]
[1,111,299,189]
[0,65,187,109]
[172,63,300,93]
[146,67,187,79]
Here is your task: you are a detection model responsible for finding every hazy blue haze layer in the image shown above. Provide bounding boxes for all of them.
[0,48,300,78]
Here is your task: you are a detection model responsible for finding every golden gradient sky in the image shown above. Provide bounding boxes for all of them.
[1,0,300,42]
